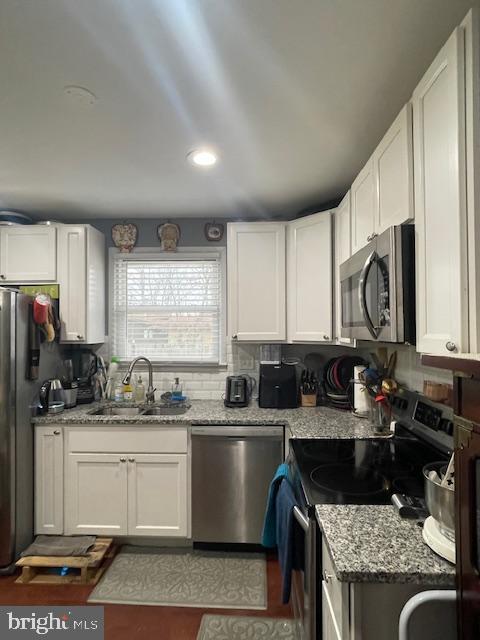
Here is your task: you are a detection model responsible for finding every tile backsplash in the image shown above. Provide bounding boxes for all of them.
[99,340,451,401]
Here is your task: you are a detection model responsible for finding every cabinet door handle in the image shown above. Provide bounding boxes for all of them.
[53,430,61,435]
[0,275,5,280]
[445,341,456,352]
[232,334,238,340]
[128,457,135,463]
[119,457,126,463]
[77,334,84,340]
[323,570,333,583]
[366,235,372,242]
[323,334,330,341]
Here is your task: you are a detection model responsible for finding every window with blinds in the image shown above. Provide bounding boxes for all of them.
[111,254,223,363]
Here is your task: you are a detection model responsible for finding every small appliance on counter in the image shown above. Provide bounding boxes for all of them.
[62,380,78,409]
[258,363,298,409]
[224,375,254,408]
[71,349,99,404]
[61,358,78,408]
[39,378,66,415]
[422,459,455,563]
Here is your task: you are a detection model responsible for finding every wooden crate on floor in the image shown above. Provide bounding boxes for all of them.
[15,538,113,585]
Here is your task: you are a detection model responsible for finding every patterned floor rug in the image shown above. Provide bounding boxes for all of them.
[196,615,297,639]
[88,548,267,609]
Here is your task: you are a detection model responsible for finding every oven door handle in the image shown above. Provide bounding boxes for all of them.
[293,506,310,532]
[358,249,379,340]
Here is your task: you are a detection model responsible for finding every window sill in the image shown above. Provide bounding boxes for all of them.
[116,361,228,371]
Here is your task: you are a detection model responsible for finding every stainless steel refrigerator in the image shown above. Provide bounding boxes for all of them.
[0,288,62,573]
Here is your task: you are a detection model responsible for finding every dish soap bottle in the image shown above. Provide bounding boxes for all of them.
[172,377,183,401]
[135,375,146,403]
[123,379,134,401]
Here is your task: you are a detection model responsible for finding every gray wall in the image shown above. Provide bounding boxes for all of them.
[81,218,234,249]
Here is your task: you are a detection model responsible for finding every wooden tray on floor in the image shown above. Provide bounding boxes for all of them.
[15,538,113,585]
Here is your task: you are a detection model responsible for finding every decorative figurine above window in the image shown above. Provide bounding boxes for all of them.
[204,222,224,242]
[111,223,138,253]
[157,222,181,252]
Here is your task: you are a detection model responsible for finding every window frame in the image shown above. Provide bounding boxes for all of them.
[108,246,227,366]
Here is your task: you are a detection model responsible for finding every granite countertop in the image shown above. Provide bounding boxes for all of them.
[32,400,375,439]
[316,505,455,586]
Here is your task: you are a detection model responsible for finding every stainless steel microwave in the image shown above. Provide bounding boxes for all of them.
[339,225,415,343]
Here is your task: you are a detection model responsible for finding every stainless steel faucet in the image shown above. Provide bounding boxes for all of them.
[122,356,156,403]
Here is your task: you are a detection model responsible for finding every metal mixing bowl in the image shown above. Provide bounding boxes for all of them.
[423,461,455,540]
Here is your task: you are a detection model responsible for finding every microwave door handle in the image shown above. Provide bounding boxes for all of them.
[358,250,379,339]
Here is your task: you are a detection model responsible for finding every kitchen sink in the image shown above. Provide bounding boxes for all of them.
[141,405,190,416]
[89,407,144,416]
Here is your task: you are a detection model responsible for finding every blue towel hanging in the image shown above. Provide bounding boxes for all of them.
[261,462,290,548]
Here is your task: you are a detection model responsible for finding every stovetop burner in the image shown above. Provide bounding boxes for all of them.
[290,425,449,507]
[310,463,389,498]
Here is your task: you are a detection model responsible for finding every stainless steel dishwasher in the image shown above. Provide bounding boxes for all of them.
[192,425,284,544]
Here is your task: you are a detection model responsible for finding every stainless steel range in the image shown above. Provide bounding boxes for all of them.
[288,389,453,640]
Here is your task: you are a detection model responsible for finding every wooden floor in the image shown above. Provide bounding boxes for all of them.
[0,554,292,640]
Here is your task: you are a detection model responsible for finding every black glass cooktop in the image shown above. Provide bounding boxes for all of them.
[290,427,448,506]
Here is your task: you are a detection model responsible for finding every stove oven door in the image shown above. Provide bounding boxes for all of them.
[291,506,318,640]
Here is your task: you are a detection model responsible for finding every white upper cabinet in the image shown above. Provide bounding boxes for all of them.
[351,157,376,253]
[228,222,286,341]
[412,26,468,355]
[334,192,354,345]
[351,104,414,254]
[0,226,57,282]
[374,104,414,234]
[58,224,105,344]
[287,212,332,342]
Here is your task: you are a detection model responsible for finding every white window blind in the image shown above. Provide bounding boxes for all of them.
[111,255,223,363]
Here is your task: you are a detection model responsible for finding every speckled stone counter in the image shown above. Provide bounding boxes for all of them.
[316,505,455,586]
[32,400,374,439]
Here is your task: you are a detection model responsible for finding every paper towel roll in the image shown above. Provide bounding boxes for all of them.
[353,365,369,416]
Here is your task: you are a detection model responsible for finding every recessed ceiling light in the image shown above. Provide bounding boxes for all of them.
[187,148,218,167]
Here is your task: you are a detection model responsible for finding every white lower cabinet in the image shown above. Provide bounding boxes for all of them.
[65,453,128,535]
[127,454,188,537]
[322,582,341,640]
[35,427,64,535]
[35,425,189,538]
[321,541,446,640]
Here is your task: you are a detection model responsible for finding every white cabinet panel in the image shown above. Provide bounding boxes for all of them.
[58,225,105,344]
[65,453,128,535]
[35,427,63,535]
[287,212,332,342]
[351,158,375,253]
[228,222,286,341]
[0,226,56,282]
[412,26,468,355]
[334,192,354,345]
[322,582,343,640]
[58,226,87,342]
[374,104,414,234]
[127,454,188,537]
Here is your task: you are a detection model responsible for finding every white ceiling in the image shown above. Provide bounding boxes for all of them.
[1,0,478,220]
